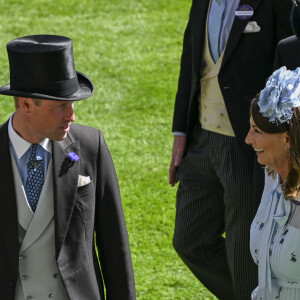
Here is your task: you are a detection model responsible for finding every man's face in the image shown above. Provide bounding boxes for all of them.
[29,99,75,142]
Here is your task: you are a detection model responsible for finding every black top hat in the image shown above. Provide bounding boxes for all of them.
[291,1,300,38]
[0,35,94,101]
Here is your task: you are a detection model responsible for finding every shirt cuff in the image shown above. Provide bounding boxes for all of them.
[173,132,187,136]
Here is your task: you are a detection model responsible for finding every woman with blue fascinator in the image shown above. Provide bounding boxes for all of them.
[246,67,300,299]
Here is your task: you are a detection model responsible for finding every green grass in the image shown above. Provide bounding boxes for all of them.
[0,0,217,299]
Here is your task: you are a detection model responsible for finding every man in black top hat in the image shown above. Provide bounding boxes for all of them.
[274,1,300,70]
[0,35,136,300]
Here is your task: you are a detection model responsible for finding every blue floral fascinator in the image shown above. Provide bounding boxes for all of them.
[258,67,300,124]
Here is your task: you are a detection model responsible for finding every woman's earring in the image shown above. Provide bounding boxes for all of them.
[287,148,291,157]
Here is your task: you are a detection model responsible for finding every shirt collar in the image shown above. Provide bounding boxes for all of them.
[8,114,52,159]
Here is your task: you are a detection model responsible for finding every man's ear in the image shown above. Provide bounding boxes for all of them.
[18,97,34,112]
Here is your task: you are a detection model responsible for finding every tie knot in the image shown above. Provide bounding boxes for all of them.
[30,144,38,156]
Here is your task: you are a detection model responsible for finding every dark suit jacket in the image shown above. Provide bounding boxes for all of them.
[172,0,293,158]
[274,35,300,70]
[172,0,293,211]
[0,121,136,300]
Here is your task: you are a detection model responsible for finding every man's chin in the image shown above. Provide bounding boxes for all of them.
[52,133,68,141]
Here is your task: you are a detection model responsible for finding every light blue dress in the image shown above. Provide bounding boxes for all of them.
[250,175,300,299]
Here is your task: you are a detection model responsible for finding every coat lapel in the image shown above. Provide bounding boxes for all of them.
[52,133,80,259]
[221,0,262,69]
[0,121,19,275]
[192,0,210,75]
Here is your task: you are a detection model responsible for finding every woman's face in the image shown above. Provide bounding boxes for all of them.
[245,116,291,177]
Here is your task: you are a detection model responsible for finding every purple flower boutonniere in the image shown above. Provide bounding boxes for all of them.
[68,152,80,162]
[58,152,80,177]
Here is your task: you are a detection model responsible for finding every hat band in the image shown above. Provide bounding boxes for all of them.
[10,75,79,97]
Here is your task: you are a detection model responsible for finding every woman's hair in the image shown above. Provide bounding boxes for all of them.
[251,97,300,199]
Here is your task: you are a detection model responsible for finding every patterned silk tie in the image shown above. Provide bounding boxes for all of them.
[26,144,44,212]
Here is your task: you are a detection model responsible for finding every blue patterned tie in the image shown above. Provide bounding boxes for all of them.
[26,144,44,212]
[208,0,226,62]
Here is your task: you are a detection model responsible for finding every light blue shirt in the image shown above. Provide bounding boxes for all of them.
[8,115,52,186]
[208,0,240,58]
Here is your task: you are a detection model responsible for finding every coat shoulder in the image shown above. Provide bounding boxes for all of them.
[278,35,300,48]
[0,120,9,130]
[69,123,104,142]
[275,35,300,70]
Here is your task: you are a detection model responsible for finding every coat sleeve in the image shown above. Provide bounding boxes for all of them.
[274,0,294,42]
[94,131,136,300]
[172,18,193,133]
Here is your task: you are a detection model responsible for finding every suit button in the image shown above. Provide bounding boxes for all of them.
[26,296,33,300]
[49,294,54,299]
[19,255,24,260]
[53,273,59,279]
[22,275,28,280]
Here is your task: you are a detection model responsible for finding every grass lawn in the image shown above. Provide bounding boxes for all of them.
[0,0,217,299]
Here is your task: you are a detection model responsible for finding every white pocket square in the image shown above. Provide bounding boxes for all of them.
[78,175,91,187]
[243,21,261,33]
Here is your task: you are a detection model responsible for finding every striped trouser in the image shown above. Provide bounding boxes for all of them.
[173,126,257,300]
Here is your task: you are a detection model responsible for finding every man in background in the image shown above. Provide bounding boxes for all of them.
[169,1,293,299]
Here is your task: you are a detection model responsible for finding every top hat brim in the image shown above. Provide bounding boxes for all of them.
[0,71,94,101]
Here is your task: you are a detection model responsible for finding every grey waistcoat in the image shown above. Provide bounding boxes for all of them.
[10,152,69,300]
